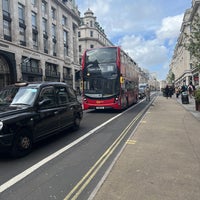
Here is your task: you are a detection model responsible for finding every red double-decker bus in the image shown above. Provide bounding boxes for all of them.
[81,46,139,110]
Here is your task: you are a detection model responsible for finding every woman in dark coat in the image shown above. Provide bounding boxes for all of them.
[165,85,169,98]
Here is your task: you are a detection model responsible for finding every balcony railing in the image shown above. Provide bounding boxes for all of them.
[63,73,73,80]
[3,10,11,20]
[45,70,60,78]
[20,41,26,46]
[21,65,43,75]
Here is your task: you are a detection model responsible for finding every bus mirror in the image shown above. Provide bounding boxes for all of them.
[120,76,124,84]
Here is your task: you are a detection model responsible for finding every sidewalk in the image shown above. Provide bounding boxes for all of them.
[91,95,200,200]
[176,95,200,121]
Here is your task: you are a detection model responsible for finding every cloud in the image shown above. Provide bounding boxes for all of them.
[156,14,184,44]
[117,13,185,79]
[118,35,168,69]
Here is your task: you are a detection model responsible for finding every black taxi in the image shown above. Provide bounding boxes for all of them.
[0,82,83,157]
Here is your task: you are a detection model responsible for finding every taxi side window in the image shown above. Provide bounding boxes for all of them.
[39,87,56,108]
[56,86,69,105]
[67,87,76,102]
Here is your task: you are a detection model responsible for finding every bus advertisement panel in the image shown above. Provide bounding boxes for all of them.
[82,46,139,110]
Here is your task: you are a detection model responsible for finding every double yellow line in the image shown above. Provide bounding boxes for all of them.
[64,108,145,200]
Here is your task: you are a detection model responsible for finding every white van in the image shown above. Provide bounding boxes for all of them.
[139,83,148,99]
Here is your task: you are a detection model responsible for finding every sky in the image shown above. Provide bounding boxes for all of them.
[75,0,192,80]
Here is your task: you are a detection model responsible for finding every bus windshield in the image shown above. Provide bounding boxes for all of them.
[83,48,120,98]
[83,77,120,98]
[85,48,117,63]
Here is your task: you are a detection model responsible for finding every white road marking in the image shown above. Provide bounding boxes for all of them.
[0,103,140,193]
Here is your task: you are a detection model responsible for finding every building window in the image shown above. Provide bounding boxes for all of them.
[73,23,76,34]
[63,30,68,44]
[3,20,11,41]
[63,30,69,56]
[31,0,36,6]
[62,15,67,26]
[31,12,37,29]
[79,45,81,52]
[51,7,56,20]
[42,18,47,35]
[90,31,93,37]
[53,42,57,56]
[43,37,48,53]
[90,44,94,48]
[62,0,68,4]
[32,32,38,49]
[2,0,10,19]
[19,27,26,46]
[45,63,60,79]
[90,20,93,27]
[42,1,47,14]
[63,67,71,79]
[18,3,25,24]
[3,0,9,13]
[78,31,81,37]
[52,24,56,39]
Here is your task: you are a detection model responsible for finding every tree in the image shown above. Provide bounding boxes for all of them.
[167,69,175,84]
[184,13,200,70]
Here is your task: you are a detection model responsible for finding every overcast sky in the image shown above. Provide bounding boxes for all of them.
[76,0,192,80]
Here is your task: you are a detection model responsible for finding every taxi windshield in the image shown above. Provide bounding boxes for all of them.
[0,86,38,106]
[11,87,38,106]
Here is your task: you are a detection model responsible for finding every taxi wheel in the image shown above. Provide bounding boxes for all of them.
[72,115,81,131]
[10,130,33,158]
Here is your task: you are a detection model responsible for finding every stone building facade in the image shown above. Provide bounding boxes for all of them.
[170,0,200,87]
[0,0,80,89]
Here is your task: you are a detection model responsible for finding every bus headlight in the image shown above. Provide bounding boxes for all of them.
[0,121,3,130]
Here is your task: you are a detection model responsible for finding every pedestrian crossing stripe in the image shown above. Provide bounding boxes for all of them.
[126,139,136,144]
[141,120,146,123]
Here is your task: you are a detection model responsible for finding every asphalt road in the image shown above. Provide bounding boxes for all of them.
[0,95,155,200]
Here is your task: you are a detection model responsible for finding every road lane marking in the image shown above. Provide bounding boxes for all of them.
[88,95,158,200]
[126,139,136,144]
[0,102,141,193]
[63,108,147,200]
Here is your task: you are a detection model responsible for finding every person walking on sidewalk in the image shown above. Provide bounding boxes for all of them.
[175,86,180,98]
[188,82,195,98]
[145,85,150,101]
[168,86,173,98]
[165,85,169,98]
[181,83,187,93]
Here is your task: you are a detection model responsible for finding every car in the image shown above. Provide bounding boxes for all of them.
[0,81,83,157]
[139,83,147,99]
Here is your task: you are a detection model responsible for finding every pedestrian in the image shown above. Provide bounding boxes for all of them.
[145,85,150,101]
[188,82,193,98]
[168,86,173,98]
[175,86,180,98]
[181,83,187,93]
[165,85,169,98]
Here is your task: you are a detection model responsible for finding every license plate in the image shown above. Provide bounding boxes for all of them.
[96,107,104,109]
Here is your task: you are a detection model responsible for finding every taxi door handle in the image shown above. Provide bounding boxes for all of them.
[54,111,59,115]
